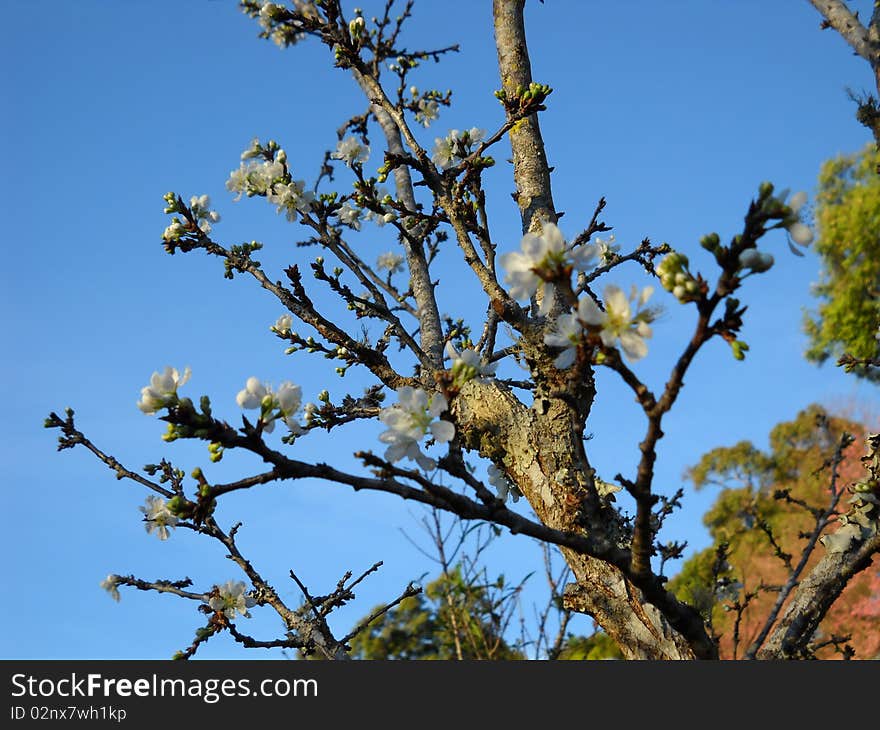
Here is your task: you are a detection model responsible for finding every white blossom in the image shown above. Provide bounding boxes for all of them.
[738,249,774,273]
[332,136,370,167]
[162,218,186,242]
[236,377,303,433]
[137,366,191,414]
[578,285,655,362]
[236,376,270,410]
[276,381,304,432]
[273,313,293,333]
[431,136,457,169]
[594,234,619,264]
[543,306,586,369]
[226,159,285,200]
[788,222,813,246]
[783,190,814,246]
[431,127,485,169]
[189,194,221,234]
[139,495,178,541]
[445,341,498,382]
[377,251,404,274]
[498,222,597,313]
[378,387,455,471]
[208,580,256,620]
[100,574,121,602]
[488,463,521,503]
[337,201,362,230]
[303,401,318,424]
[415,98,440,127]
[267,179,314,219]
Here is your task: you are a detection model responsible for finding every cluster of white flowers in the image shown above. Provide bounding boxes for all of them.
[431,127,485,169]
[100,574,121,602]
[227,158,285,199]
[266,179,314,220]
[189,194,221,234]
[378,387,455,471]
[236,377,304,433]
[137,366,191,414]
[337,200,362,230]
[208,580,256,620]
[488,464,521,503]
[226,141,314,218]
[499,221,597,314]
[376,251,404,274]
[139,495,179,541]
[332,136,370,167]
[445,341,497,384]
[544,285,655,367]
[257,1,315,47]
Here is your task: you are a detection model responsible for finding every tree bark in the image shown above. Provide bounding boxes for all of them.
[757,531,880,658]
[493,0,557,235]
[453,378,700,659]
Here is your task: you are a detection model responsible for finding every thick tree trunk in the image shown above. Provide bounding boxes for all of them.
[489,0,698,659]
[453,379,697,659]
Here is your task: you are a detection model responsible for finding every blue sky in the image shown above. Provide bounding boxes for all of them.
[2,0,878,659]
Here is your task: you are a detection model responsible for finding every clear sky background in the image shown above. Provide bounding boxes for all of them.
[2,0,878,659]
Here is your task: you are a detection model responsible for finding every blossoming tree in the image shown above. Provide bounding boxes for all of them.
[47,0,880,660]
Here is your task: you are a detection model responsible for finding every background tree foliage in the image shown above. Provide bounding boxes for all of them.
[804,144,880,381]
[670,405,880,659]
[350,569,523,660]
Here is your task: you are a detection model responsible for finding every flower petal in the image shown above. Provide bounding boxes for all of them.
[429,420,455,443]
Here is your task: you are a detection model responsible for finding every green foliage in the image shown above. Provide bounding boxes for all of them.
[556,632,624,661]
[685,440,773,491]
[349,568,524,660]
[804,144,880,382]
[670,405,872,657]
[347,565,620,660]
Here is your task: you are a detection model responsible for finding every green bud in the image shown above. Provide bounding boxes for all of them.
[166,495,190,516]
[700,232,720,251]
[731,340,749,361]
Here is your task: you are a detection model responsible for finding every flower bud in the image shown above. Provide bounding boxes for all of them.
[788,222,813,247]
